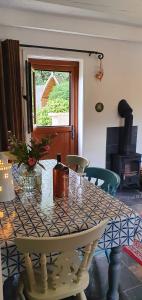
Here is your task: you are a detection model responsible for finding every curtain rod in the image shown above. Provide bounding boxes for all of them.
[20,43,104,60]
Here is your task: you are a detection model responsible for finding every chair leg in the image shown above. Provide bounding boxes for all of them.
[76,291,87,300]
[105,249,110,263]
[17,277,26,300]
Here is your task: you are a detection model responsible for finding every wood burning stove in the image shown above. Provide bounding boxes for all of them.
[111,153,141,189]
[111,100,141,189]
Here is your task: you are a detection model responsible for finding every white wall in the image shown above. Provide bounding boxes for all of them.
[1,23,142,167]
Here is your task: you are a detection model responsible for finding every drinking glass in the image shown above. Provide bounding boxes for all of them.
[76,172,86,195]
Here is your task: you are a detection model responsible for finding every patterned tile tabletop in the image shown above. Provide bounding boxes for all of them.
[0,160,142,279]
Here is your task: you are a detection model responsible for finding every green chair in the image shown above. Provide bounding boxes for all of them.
[85,167,120,196]
[85,167,120,262]
[66,155,90,173]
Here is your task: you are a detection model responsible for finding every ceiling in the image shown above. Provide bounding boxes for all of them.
[1,0,142,27]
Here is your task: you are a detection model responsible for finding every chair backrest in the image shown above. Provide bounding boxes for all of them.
[15,219,108,293]
[85,167,120,196]
[66,155,89,173]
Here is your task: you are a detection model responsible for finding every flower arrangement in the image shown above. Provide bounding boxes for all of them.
[8,134,52,171]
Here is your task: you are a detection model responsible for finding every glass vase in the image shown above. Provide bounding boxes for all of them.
[19,164,39,192]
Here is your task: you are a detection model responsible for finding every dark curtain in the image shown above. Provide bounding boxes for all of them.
[0,46,8,150]
[0,39,24,150]
[25,60,33,133]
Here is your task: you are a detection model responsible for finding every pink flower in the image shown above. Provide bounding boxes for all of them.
[28,157,37,167]
[43,145,50,153]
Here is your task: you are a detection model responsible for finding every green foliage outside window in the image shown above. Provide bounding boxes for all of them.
[48,81,69,102]
[35,71,50,85]
[36,98,69,126]
[35,70,69,86]
[35,72,69,126]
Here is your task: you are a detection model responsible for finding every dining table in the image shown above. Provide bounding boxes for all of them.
[0,159,142,300]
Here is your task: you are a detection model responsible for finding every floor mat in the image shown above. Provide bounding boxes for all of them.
[123,240,142,266]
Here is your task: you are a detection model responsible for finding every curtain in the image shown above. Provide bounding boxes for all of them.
[0,46,8,150]
[0,39,24,150]
[25,60,33,133]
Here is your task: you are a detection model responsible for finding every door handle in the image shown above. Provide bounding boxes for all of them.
[71,125,75,140]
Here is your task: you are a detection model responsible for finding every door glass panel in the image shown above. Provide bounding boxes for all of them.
[34,70,70,126]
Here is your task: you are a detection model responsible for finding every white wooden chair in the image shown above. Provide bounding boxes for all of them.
[66,155,90,173]
[15,219,108,300]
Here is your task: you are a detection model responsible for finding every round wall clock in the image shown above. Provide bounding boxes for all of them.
[95,102,104,112]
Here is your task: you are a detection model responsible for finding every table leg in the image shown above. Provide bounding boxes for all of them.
[107,246,122,300]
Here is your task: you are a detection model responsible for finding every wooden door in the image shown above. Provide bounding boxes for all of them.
[27,59,79,163]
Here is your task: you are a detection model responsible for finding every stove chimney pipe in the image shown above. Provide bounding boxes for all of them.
[118,99,133,154]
